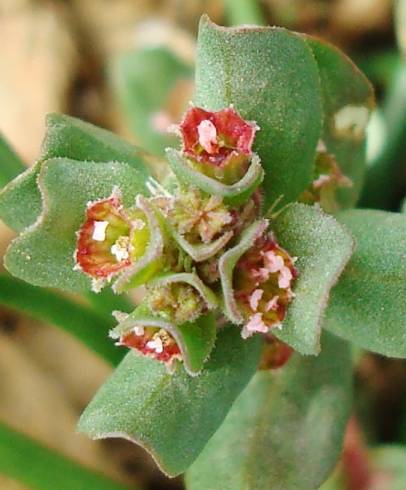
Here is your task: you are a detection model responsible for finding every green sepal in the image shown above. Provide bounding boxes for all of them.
[5,158,145,292]
[0,113,151,232]
[304,36,374,209]
[325,209,406,358]
[78,326,262,477]
[110,304,217,376]
[195,15,322,210]
[166,148,264,206]
[112,195,165,293]
[149,272,218,311]
[169,225,234,263]
[219,219,269,324]
[186,332,352,490]
[272,203,354,355]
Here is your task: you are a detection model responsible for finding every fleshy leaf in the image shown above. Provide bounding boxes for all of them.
[271,203,354,355]
[77,326,262,477]
[325,209,406,358]
[195,16,322,210]
[305,36,374,209]
[5,158,144,292]
[166,148,264,206]
[111,47,192,156]
[186,332,352,490]
[0,113,151,232]
[111,306,216,375]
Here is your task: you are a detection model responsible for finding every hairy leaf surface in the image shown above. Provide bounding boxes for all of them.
[186,332,352,490]
[78,327,262,477]
[5,158,144,292]
[271,203,354,354]
[325,209,406,357]
[195,16,322,210]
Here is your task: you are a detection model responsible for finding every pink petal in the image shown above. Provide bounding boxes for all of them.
[197,119,218,154]
[264,251,285,273]
[249,289,264,311]
[278,266,293,289]
[242,313,269,339]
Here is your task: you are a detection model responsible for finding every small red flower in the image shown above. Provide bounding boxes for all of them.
[119,326,182,366]
[75,196,132,280]
[179,107,258,167]
[234,234,297,338]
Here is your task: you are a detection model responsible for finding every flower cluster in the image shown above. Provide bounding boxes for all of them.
[74,106,301,373]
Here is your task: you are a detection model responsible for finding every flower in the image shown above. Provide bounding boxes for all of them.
[75,190,150,291]
[178,106,258,182]
[117,326,182,366]
[233,234,297,338]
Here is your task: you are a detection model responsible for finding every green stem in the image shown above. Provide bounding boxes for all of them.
[0,422,131,490]
[224,0,266,26]
[0,274,124,366]
[0,133,26,188]
[360,63,406,209]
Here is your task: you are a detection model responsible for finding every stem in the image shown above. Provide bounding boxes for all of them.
[360,63,406,209]
[0,422,131,490]
[0,133,26,188]
[0,274,124,366]
[224,0,266,26]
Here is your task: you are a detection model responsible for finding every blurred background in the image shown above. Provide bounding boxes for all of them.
[0,0,406,489]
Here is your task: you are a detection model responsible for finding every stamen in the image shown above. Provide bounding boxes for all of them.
[92,221,109,241]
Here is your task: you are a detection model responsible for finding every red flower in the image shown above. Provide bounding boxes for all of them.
[119,327,181,366]
[75,196,132,280]
[179,107,258,167]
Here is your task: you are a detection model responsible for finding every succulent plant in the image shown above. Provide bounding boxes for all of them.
[2,15,406,490]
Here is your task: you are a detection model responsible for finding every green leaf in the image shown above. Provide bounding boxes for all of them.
[78,327,262,477]
[305,36,374,209]
[271,203,354,355]
[111,47,192,156]
[195,15,322,210]
[111,307,217,376]
[5,158,145,292]
[0,422,131,490]
[0,113,151,232]
[0,274,122,365]
[0,133,26,188]
[185,331,352,490]
[325,209,406,358]
[166,148,264,206]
